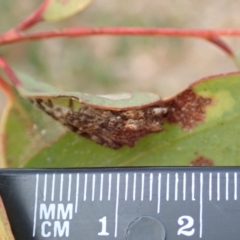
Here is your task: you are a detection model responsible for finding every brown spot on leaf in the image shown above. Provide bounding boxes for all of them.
[166,88,212,130]
[190,155,214,166]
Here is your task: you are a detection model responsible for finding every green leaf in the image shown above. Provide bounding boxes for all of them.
[42,0,94,21]
[16,71,162,110]
[0,88,66,167]
[2,72,240,167]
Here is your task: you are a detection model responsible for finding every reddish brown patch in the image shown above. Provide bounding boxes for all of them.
[166,88,212,130]
[190,156,214,166]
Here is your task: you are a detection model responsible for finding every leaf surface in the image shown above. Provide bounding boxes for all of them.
[2,72,240,167]
[16,71,162,110]
[0,87,66,167]
[42,0,94,21]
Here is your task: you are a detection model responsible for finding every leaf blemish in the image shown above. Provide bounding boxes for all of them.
[190,155,214,166]
[166,88,212,130]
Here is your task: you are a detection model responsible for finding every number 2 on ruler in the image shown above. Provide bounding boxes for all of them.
[98,216,110,236]
[177,216,195,236]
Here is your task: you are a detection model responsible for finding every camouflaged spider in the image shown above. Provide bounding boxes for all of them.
[32,98,168,149]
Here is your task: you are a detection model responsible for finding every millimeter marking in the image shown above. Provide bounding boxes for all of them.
[125,173,128,201]
[92,174,96,201]
[108,174,112,201]
[60,174,64,202]
[68,174,72,202]
[209,173,212,201]
[192,173,195,201]
[51,174,55,202]
[149,173,153,201]
[114,174,120,238]
[225,173,229,201]
[75,174,79,213]
[141,173,145,201]
[43,174,47,202]
[84,174,88,201]
[32,174,39,237]
[234,172,237,200]
[175,173,179,201]
[183,172,186,201]
[217,173,220,201]
[133,173,136,201]
[166,173,170,201]
[157,173,161,213]
[100,174,103,201]
[199,173,203,238]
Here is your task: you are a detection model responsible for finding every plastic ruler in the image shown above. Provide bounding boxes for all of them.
[0,167,239,240]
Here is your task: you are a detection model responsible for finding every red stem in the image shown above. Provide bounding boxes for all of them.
[0,76,14,101]
[15,0,51,31]
[0,56,21,87]
[1,27,240,45]
[206,37,234,56]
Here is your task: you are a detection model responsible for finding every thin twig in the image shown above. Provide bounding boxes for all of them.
[0,76,14,100]
[15,0,51,31]
[0,0,51,43]
[1,27,240,45]
[206,37,234,56]
[0,56,21,86]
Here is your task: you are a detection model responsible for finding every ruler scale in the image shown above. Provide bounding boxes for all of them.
[0,168,240,239]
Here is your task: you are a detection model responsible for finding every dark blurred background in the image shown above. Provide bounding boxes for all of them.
[1,0,240,111]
